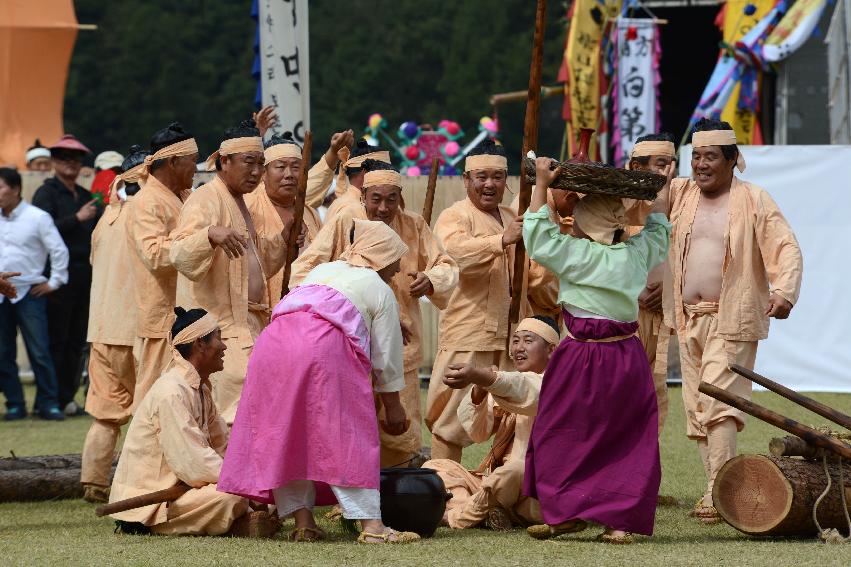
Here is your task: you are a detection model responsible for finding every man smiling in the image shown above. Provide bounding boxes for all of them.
[667,118,803,524]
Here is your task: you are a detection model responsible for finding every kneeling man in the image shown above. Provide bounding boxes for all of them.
[424,316,558,530]
[108,308,274,537]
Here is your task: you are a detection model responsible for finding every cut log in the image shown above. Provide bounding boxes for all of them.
[0,454,116,502]
[713,454,851,537]
[769,436,820,460]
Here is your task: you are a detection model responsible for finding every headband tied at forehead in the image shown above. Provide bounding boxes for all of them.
[515,317,560,346]
[204,136,264,171]
[141,138,199,176]
[336,149,393,194]
[692,130,746,172]
[172,313,219,346]
[362,169,402,189]
[626,141,675,169]
[464,154,508,173]
[264,143,302,165]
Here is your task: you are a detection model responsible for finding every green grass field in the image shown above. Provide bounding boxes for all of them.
[1,384,849,566]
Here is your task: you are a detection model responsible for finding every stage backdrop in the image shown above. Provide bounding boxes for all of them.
[678,145,851,392]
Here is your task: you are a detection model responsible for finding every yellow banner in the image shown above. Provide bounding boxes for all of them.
[564,0,621,158]
[721,0,775,143]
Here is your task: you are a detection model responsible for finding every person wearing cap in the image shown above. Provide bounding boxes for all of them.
[288,159,458,468]
[0,167,68,421]
[170,120,289,425]
[246,132,323,302]
[668,118,802,524]
[79,147,148,503]
[322,139,394,223]
[219,219,419,544]
[426,139,556,463]
[25,139,52,172]
[108,307,277,538]
[424,315,558,531]
[622,132,678,435]
[520,154,673,544]
[89,150,125,205]
[32,134,101,416]
[126,123,199,408]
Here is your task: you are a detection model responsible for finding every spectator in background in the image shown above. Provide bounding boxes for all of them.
[26,139,53,172]
[0,167,69,421]
[31,134,101,417]
[89,151,124,205]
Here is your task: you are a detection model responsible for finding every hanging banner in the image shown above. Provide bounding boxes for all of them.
[562,0,622,158]
[258,0,310,142]
[763,0,827,61]
[612,18,659,167]
[720,0,776,144]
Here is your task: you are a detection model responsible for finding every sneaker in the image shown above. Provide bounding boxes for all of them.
[64,401,87,417]
[38,407,65,421]
[3,407,27,421]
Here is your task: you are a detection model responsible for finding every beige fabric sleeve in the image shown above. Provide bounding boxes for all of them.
[416,215,459,310]
[129,200,176,274]
[457,389,495,443]
[754,189,803,305]
[154,393,223,487]
[305,156,335,209]
[487,371,542,417]
[289,209,349,288]
[434,207,504,276]
[169,197,218,282]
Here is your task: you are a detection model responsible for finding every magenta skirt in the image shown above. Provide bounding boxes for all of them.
[523,310,660,535]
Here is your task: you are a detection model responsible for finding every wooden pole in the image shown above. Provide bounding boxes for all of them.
[490,85,562,106]
[768,436,821,459]
[730,364,851,431]
[698,382,851,459]
[95,484,191,517]
[280,130,313,298]
[421,157,440,225]
[508,0,547,327]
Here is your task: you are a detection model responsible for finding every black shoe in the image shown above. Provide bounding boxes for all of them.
[3,407,27,421]
[38,407,65,421]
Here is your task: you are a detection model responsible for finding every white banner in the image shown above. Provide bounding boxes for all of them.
[679,145,851,392]
[614,18,657,166]
[258,0,310,142]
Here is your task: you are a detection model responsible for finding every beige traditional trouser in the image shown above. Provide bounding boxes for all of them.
[132,336,171,412]
[679,302,757,506]
[637,307,671,434]
[424,458,541,528]
[376,369,423,468]
[149,484,249,536]
[426,349,511,462]
[211,307,267,425]
[81,343,135,487]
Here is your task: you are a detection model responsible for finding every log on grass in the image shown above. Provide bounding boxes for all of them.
[0,454,116,502]
[713,454,851,537]
[769,436,821,460]
[0,453,83,471]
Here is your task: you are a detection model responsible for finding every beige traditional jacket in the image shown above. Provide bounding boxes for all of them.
[170,176,286,349]
[126,176,187,338]
[108,357,229,525]
[304,155,337,209]
[290,202,458,371]
[665,177,803,341]
[88,193,137,346]
[458,370,542,468]
[245,183,322,301]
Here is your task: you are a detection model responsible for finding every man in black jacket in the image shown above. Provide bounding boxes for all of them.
[32,134,102,416]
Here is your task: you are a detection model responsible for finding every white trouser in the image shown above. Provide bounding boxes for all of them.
[272,480,382,520]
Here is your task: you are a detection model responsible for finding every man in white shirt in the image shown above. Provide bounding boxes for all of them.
[0,168,69,421]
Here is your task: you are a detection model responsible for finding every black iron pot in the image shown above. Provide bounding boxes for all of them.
[379,467,451,537]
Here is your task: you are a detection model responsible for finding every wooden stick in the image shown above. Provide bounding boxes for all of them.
[280,130,313,298]
[95,483,190,517]
[768,436,821,459]
[508,0,547,328]
[490,85,563,106]
[421,157,440,225]
[698,382,851,459]
[730,364,851,431]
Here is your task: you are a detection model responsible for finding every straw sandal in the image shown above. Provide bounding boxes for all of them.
[596,531,634,545]
[228,511,281,538]
[689,499,723,524]
[527,519,588,540]
[288,526,326,542]
[324,505,343,521]
[486,506,513,531]
[357,529,420,544]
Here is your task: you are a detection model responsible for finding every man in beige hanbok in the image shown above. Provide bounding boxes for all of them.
[81,155,146,502]
[322,139,393,223]
[170,121,287,424]
[666,121,803,522]
[290,161,458,467]
[126,124,198,407]
[427,141,558,462]
[108,308,276,537]
[424,317,558,530]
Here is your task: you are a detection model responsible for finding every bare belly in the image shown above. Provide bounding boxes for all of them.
[247,250,265,304]
[682,235,725,304]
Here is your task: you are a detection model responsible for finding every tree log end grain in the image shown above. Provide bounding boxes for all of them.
[714,454,793,535]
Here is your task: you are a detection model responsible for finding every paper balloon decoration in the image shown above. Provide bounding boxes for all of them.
[404,145,420,160]
[368,113,386,130]
[399,121,420,140]
[443,141,460,157]
[406,166,421,177]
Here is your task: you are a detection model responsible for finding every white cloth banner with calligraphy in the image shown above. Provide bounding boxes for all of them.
[259,0,310,142]
[613,18,658,166]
